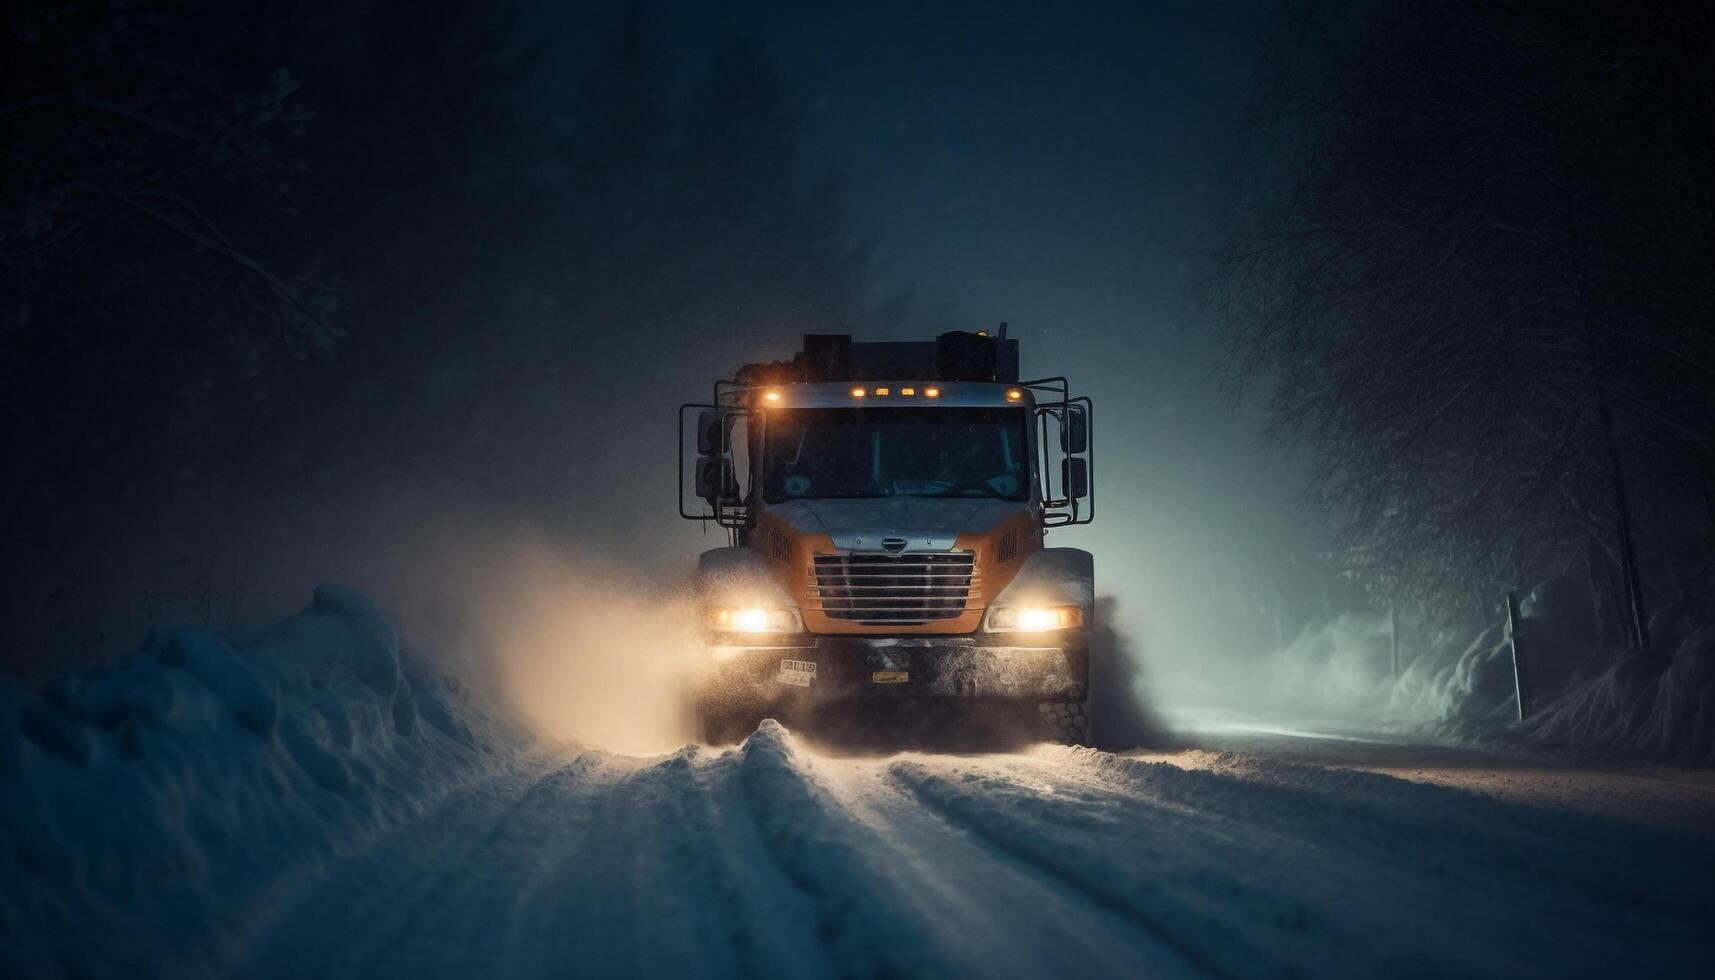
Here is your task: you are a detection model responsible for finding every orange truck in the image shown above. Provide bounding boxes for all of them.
[679,328,1095,743]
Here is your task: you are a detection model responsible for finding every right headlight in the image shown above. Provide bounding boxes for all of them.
[984,605,1084,632]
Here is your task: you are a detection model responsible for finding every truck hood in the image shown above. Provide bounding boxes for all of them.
[765,497,1030,551]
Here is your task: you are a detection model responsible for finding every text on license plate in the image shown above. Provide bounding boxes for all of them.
[778,659,817,687]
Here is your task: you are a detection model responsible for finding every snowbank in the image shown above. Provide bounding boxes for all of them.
[1522,626,1715,766]
[0,584,508,980]
[1208,572,1715,766]
[1389,622,1519,724]
[1399,576,1715,766]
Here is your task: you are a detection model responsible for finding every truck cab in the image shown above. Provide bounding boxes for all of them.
[679,329,1095,743]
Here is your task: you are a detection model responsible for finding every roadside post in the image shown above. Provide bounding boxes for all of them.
[1506,590,1533,720]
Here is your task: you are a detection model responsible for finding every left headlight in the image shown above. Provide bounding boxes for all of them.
[984,605,1084,632]
[707,606,803,633]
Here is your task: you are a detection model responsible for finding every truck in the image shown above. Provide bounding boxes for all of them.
[678,327,1096,744]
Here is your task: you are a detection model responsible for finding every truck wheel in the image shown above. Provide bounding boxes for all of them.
[1037,701,1089,746]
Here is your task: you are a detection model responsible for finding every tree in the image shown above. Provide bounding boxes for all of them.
[2,0,338,664]
[1214,1,1715,636]
[2,1,336,373]
[256,0,549,476]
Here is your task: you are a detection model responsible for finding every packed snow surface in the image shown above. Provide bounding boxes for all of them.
[246,728,1711,979]
[4,589,1713,979]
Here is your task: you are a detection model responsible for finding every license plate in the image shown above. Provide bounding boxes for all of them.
[778,659,817,687]
[871,670,910,684]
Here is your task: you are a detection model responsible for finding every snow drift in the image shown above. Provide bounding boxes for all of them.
[1522,626,1715,766]
[1203,572,1715,766]
[0,584,508,980]
[1396,576,1715,766]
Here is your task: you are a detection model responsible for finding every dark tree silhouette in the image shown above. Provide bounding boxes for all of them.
[1,4,336,362]
[3,1,336,663]
[1214,1,1715,638]
[0,0,895,666]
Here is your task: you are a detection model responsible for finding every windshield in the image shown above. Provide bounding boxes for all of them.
[762,407,1030,502]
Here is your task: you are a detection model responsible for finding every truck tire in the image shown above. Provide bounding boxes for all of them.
[1037,701,1088,746]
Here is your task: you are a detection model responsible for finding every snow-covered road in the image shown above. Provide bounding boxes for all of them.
[235,721,1713,979]
[10,592,1708,979]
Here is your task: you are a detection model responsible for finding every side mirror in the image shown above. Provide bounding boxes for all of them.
[697,456,738,504]
[1063,408,1088,455]
[1062,457,1089,499]
[698,409,729,457]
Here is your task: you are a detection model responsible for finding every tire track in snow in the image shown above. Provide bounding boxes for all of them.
[1053,748,1715,973]
[497,745,831,979]
[730,721,966,979]
[1071,746,1685,886]
[620,746,832,980]
[728,722,1195,979]
[892,747,1714,978]
[884,756,1270,979]
[236,753,626,979]
[802,751,1200,979]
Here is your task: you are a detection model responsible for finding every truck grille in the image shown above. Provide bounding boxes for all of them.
[811,551,978,625]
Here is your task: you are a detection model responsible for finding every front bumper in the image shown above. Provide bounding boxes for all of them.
[699,632,1088,703]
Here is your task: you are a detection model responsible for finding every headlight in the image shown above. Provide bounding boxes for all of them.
[984,605,1084,632]
[708,606,802,633]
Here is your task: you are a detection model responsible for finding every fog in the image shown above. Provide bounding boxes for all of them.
[8,0,1710,752]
